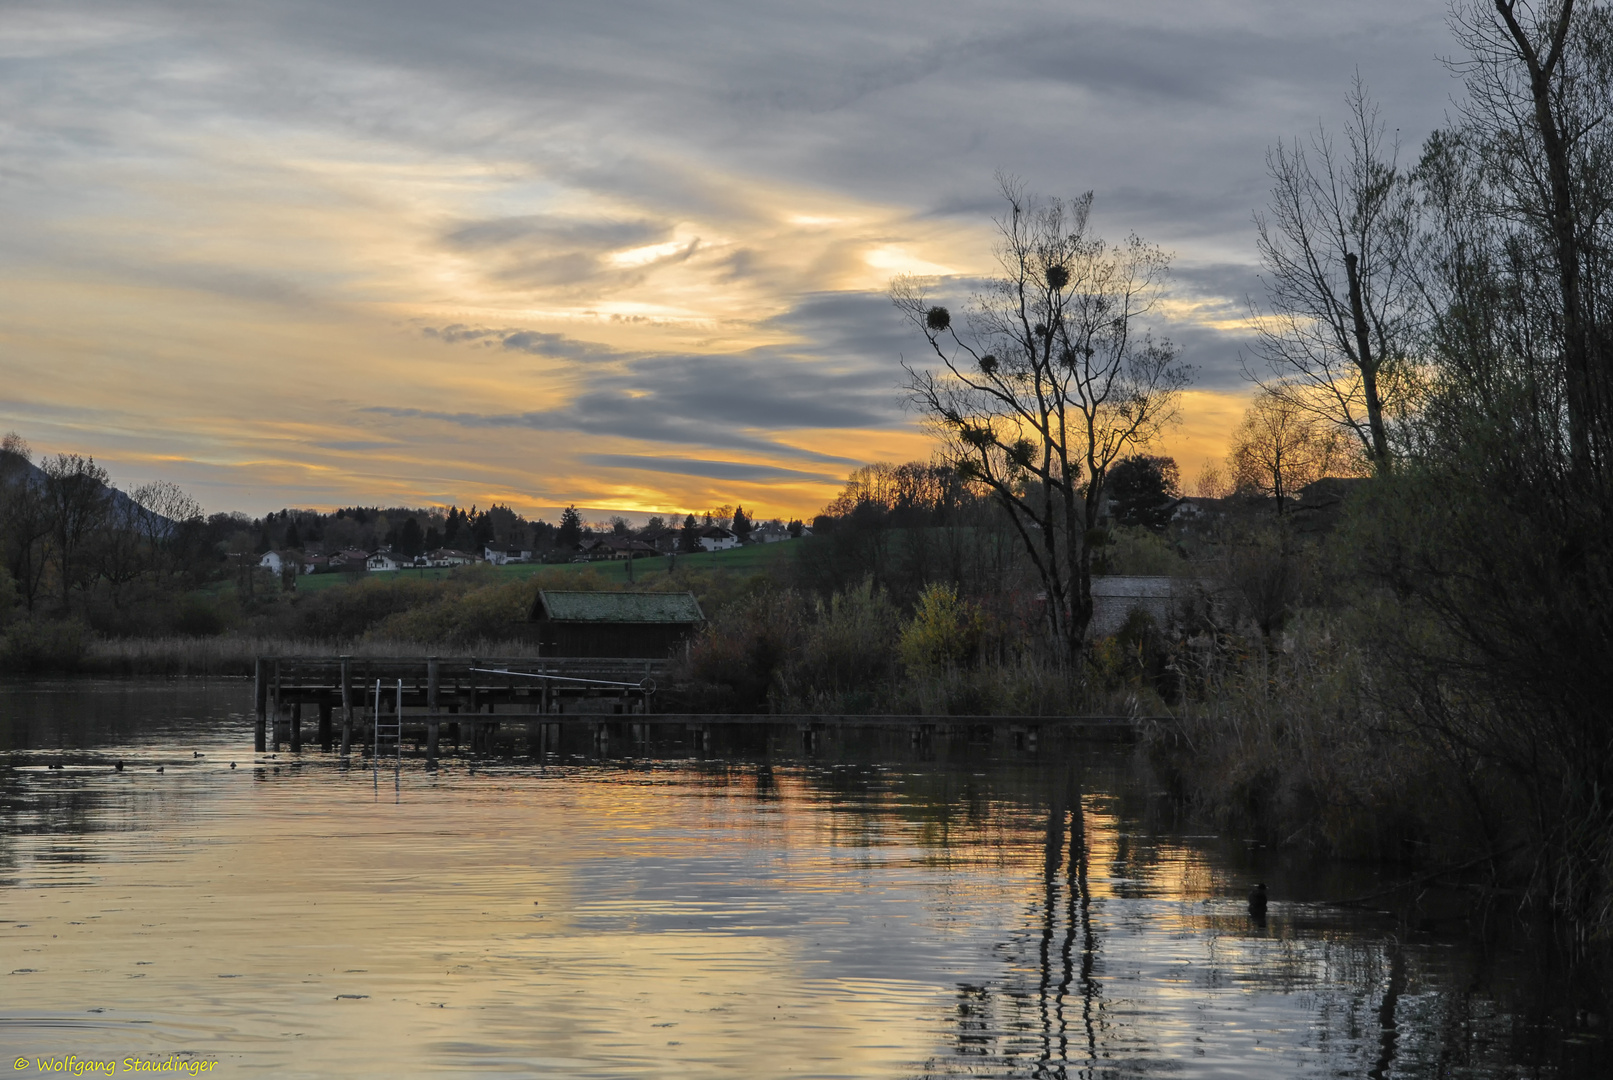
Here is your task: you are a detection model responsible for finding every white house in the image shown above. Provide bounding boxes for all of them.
[366,551,403,572]
[259,550,300,575]
[484,543,534,565]
[427,548,478,567]
[697,526,739,552]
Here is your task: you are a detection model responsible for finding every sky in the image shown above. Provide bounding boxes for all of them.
[0,0,1462,521]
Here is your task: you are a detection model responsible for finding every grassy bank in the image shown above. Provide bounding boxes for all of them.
[291,542,796,593]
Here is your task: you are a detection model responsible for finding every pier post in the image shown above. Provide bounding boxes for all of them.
[318,702,332,751]
[339,656,353,760]
[271,660,283,750]
[253,657,268,752]
[426,656,440,766]
[290,701,303,752]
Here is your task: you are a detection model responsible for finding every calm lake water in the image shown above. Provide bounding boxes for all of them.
[0,680,1604,1078]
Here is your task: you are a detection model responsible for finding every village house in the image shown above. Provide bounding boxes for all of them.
[426,548,478,567]
[328,548,373,572]
[697,525,739,552]
[578,536,661,561]
[484,543,534,565]
[302,554,330,574]
[366,551,404,572]
[639,527,679,553]
[258,550,297,576]
[752,520,794,543]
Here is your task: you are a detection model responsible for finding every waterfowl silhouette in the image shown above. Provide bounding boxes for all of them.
[1248,882,1268,917]
[230,762,237,769]
[114,761,123,772]
[155,766,164,774]
[193,751,203,758]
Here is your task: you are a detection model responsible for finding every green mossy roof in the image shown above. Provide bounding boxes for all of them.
[533,590,705,624]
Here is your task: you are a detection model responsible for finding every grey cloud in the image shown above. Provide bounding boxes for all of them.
[579,455,840,485]
[1151,318,1252,393]
[8,1,1461,271]
[441,216,666,252]
[379,293,915,465]
[1171,262,1268,306]
[421,325,625,361]
[364,339,896,460]
[436,214,684,288]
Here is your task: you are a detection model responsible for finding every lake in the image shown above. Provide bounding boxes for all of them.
[0,680,1603,1078]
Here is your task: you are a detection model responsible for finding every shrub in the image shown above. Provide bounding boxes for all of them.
[0,618,91,674]
[775,580,901,712]
[898,582,985,672]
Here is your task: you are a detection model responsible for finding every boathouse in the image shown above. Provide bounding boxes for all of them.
[529,590,705,658]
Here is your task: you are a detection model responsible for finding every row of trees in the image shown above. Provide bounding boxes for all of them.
[253,500,802,563]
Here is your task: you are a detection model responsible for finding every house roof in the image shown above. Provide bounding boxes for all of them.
[532,590,705,624]
[1090,575,1187,598]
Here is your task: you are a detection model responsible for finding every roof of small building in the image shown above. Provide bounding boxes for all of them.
[1090,575,1188,598]
[532,590,705,624]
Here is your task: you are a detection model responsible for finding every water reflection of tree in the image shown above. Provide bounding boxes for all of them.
[907,770,1605,1080]
[917,771,1107,1079]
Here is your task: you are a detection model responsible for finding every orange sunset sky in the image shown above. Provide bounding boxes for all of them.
[1,1,1459,521]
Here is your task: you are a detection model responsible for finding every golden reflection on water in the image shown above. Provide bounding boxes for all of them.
[0,682,1603,1078]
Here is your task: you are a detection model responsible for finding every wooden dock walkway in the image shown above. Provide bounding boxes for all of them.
[253,655,1153,760]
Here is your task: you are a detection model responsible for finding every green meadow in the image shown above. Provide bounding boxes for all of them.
[290,541,798,594]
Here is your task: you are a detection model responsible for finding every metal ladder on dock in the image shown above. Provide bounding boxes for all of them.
[372,678,403,790]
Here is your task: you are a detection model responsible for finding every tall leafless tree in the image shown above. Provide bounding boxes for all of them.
[1248,76,1420,476]
[132,480,203,584]
[1228,390,1355,514]
[1447,0,1613,478]
[0,434,52,612]
[896,178,1191,664]
[40,452,111,611]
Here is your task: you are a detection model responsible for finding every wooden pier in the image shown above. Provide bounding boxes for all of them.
[252,655,665,759]
[252,655,1150,762]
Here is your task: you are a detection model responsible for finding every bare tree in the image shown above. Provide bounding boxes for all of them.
[1447,0,1613,478]
[131,480,204,584]
[0,434,52,612]
[1227,390,1355,513]
[94,493,150,608]
[897,179,1191,663]
[40,452,111,611]
[1248,75,1420,475]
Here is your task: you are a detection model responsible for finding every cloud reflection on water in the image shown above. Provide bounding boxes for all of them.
[0,682,1603,1077]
